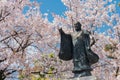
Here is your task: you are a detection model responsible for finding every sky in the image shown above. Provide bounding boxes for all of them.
[29,0,120,36]
[30,0,67,21]
[29,0,120,22]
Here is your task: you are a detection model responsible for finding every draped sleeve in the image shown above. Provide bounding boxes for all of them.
[58,28,73,61]
[83,30,99,65]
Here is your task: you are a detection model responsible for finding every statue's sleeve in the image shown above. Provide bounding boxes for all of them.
[58,28,73,61]
[83,31,99,65]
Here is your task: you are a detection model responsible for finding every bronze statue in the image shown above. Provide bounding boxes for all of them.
[58,22,99,77]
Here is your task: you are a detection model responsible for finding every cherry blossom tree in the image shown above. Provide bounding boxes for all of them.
[0,0,120,80]
[0,0,44,79]
[0,0,62,79]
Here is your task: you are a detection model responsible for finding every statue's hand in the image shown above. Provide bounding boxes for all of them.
[58,28,64,34]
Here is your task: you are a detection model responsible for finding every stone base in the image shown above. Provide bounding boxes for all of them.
[63,76,97,80]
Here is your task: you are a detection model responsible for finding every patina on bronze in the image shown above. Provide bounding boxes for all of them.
[58,22,99,77]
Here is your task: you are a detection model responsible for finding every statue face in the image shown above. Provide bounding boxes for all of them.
[74,22,81,32]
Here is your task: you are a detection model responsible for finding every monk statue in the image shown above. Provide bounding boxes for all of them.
[58,22,99,77]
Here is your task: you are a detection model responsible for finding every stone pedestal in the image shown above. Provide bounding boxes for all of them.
[63,76,97,80]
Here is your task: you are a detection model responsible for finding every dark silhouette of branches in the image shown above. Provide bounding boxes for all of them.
[0,68,17,80]
[0,58,17,80]
[0,31,18,42]
[0,31,33,57]
[0,8,10,22]
[0,58,6,63]
[115,67,119,77]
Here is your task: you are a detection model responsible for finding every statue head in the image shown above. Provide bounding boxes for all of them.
[74,22,82,32]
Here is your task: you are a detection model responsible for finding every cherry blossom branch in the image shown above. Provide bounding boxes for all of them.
[0,9,10,22]
[0,58,7,63]
[0,31,18,42]
[115,67,119,77]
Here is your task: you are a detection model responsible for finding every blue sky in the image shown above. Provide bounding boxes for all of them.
[28,0,120,21]
[30,0,67,21]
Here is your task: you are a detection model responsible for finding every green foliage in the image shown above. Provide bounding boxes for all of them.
[48,53,54,58]
[18,52,63,80]
[30,74,46,80]
[31,53,60,79]
[18,74,25,80]
[104,44,113,51]
[50,66,55,71]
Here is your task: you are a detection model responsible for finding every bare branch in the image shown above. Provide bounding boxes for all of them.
[11,35,24,52]
[115,67,119,77]
[16,40,24,52]
[3,41,14,52]
[6,70,17,76]
[35,30,43,38]
[0,9,3,18]
[0,12,10,22]
[0,31,18,42]
[22,42,33,50]
[21,34,32,49]
[0,58,7,63]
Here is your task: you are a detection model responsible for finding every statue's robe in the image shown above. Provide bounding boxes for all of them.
[59,28,73,60]
[59,29,99,65]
